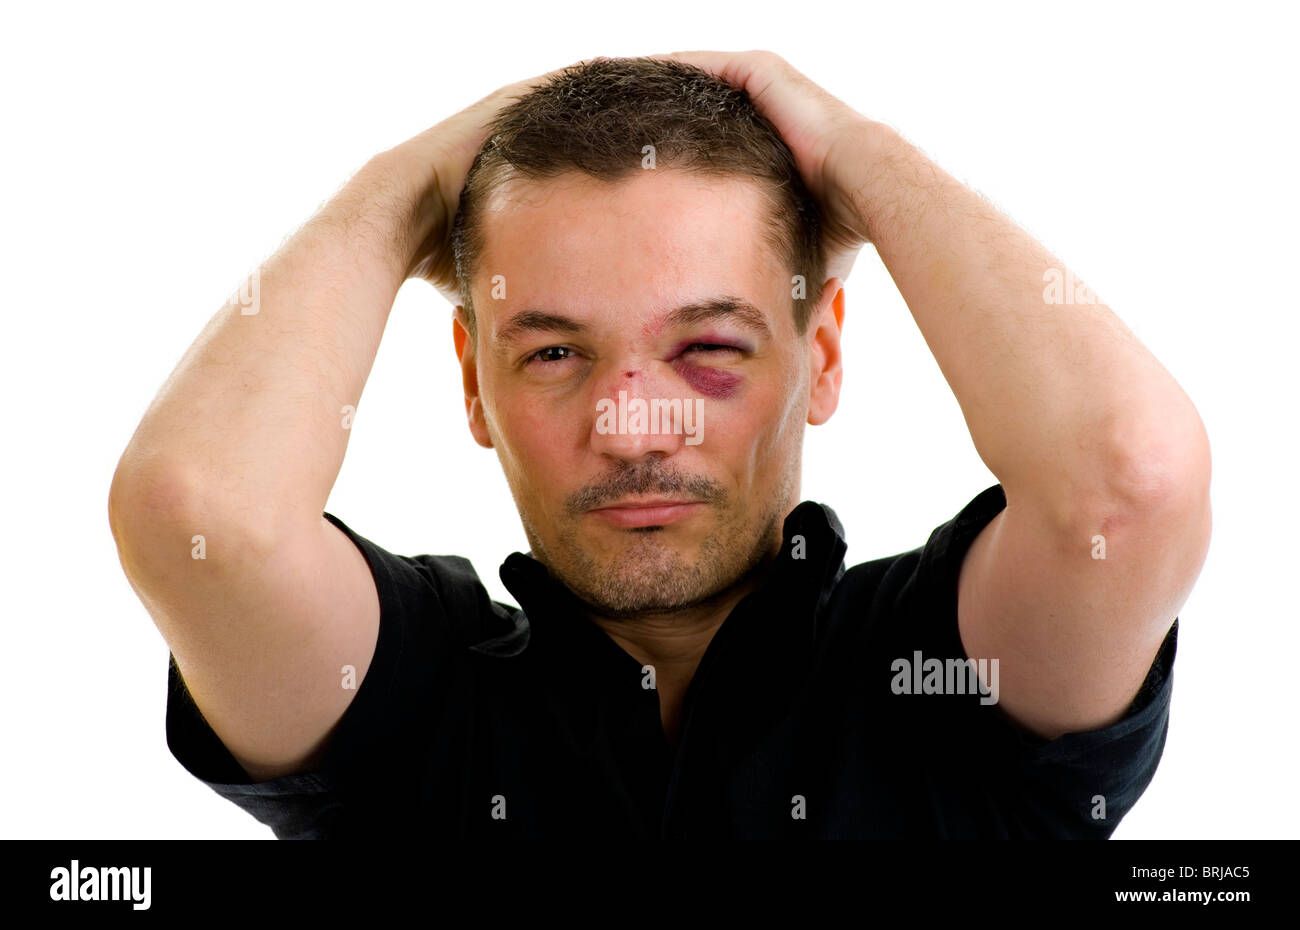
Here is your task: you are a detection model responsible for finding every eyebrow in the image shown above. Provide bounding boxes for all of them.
[495,309,588,348]
[665,297,772,338]
[494,296,773,348]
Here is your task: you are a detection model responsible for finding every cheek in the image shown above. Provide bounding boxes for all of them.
[491,396,559,471]
[510,407,565,458]
[747,375,805,464]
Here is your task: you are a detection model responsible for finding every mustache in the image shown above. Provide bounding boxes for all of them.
[566,462,725,514]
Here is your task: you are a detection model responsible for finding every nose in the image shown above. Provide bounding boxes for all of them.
[588,365,695,462]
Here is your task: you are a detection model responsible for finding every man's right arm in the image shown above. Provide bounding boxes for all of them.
[107,143,446,783]
[108,61,586,785]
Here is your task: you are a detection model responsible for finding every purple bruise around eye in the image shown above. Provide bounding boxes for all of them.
[677,363,742,400]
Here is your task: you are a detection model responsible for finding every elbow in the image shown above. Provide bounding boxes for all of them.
[108,462,206,586]
[1110,404,1212,523]
[109,459,290,590]
[109,459,204,543]
[1071,407,1213,556]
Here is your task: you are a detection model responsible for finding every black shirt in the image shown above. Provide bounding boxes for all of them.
[164,483,1178,838]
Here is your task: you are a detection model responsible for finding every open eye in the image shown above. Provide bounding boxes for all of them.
[528,346,577,364]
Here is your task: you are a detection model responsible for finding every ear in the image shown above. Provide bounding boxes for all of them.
[453,305,494,449]
[806,277,845,426]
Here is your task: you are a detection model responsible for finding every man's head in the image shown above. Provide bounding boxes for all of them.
[449,57,845,618]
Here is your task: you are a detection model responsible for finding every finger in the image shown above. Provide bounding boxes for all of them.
[647,49,734,69]
[658,49,775,101]
[473,53,602,115]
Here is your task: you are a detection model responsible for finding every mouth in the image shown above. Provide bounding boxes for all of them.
[587,498,705,529]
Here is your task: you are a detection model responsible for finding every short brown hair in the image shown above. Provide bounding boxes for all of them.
[450,56,825,343]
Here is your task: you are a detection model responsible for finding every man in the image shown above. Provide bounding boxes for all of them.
[108,53,1211,839]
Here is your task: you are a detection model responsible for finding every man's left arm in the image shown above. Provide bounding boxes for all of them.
[842,119,1210,740]
[666,50,1212,741]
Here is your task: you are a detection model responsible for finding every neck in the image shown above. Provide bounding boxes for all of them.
[585,537,780,748]
[588,572,759,673]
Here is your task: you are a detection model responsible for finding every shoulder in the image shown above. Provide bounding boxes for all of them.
[824,484,1008,632]
[322,511,526,652]
[816,485,1177,837]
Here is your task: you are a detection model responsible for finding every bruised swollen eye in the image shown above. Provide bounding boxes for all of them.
[672,347,743,400]
[678,364,742,399]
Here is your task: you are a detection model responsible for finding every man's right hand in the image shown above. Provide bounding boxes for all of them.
[375,62,584,303]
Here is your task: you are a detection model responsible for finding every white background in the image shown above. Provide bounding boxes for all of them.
[2,0,1295,839]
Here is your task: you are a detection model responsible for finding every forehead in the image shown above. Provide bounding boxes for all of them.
[474,169,788,332]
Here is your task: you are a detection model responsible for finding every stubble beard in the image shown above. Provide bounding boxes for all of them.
[540,501,782,618]
[513,456,798,618]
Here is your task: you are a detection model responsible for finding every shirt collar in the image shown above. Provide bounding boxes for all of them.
[495,500,848,646]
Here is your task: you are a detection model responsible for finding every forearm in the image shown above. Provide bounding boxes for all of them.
[844,121,1209,523]
[112,152,438,539]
